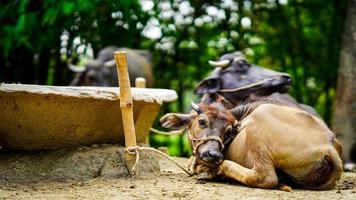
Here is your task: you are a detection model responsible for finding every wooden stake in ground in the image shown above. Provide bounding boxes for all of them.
[114,51,137,175]
[135,77,146,88]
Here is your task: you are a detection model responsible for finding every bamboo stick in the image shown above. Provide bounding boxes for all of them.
[114,51,137,174]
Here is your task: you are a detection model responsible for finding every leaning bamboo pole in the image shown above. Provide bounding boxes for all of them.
[113,52,193,176]
[114,51,137,174]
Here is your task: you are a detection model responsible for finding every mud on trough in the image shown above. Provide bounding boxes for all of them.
[0,145,355,200]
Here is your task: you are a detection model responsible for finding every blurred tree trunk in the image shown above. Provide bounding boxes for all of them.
[332,0,356,162]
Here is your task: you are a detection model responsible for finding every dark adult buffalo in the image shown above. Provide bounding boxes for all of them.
[194,52,319,117]
[69,46,154,87]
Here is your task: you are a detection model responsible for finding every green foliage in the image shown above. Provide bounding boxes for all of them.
[0,0,346,156]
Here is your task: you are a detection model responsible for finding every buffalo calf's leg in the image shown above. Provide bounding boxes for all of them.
[218,160,278,189]
[277,184,293,192]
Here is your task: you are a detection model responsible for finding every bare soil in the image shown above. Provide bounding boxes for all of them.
[0,157,355,200]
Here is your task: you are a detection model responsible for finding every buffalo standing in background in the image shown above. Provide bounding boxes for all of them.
[69,46,154,87]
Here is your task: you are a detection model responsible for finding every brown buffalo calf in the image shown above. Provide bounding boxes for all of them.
[160,100,343,190]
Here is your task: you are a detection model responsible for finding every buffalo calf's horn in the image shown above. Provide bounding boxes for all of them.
[233,120,239,127]
[225,125,232,134]
[191,101,201,114]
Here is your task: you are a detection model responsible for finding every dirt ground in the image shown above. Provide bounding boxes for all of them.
[0,157,355,200]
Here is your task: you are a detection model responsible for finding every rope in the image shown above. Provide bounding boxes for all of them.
[218,77,277,93]
[126,146,193,176]
[187,134,225,173]
[149,127,185,135]
[188,155,197,174]
[189,135,224,156]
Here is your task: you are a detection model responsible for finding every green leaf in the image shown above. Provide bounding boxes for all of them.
[62,2,74,15]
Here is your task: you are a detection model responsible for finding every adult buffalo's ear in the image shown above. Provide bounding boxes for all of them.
[194,77,221,94]
[160,113,192,130]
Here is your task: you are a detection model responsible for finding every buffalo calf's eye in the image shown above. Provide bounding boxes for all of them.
[198,119,206,127]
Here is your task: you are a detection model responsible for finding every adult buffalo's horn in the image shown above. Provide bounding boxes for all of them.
[208,60,230,69]
[68,63,86,73]
[191,101,201,114]
[104,60,116,68]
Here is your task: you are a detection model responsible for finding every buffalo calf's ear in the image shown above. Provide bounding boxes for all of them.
[159,113,192,130]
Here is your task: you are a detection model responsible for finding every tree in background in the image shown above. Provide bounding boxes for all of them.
[0,0,149,85]
[332,0,356,164]
[0,0,347,156]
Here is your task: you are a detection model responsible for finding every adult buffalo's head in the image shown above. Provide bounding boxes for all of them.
[68,59,117,87]
[68,46,118,87]
[194,52,292,102]
[68,46,154,87]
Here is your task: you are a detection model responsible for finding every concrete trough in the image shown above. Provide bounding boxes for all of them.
[0,83,177,150]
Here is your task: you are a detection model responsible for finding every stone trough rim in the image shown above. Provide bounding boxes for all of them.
[0,83,178,104]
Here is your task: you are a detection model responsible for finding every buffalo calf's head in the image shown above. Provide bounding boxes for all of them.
[160,100,239,165]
